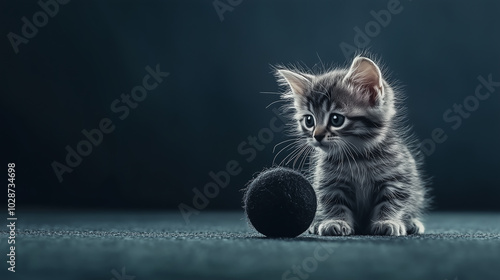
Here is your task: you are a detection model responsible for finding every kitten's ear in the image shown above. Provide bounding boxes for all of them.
[276,69,313,96]
[343,57,383,104]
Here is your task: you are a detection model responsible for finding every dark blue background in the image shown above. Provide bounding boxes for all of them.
[2,0,499,212]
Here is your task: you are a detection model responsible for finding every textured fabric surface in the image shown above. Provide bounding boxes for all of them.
[1,211,499,280]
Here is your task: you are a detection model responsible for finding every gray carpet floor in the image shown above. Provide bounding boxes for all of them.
[1,211,499,280]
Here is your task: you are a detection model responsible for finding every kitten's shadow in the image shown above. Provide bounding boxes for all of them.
[246,233,427,243]
[247,236,327,242]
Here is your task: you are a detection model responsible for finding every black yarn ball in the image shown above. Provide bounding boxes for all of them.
[244,167,317,238]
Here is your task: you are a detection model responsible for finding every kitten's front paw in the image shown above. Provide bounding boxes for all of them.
[316,220,353,236]
[308,221,320,234]
[371,220,407,236]
[406,218,425,234]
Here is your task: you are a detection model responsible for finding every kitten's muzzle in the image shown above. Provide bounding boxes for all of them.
[314,134,326,142]
[313,126,327,143]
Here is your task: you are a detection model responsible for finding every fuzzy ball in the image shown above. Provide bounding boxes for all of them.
[244,167,317,238]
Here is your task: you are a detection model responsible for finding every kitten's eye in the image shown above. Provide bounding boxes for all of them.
[304,115,315,128]
[330,113,345,127]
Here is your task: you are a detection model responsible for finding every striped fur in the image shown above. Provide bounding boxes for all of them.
[274,56,428,236]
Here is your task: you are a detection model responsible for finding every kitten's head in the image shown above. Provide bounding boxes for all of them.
[275,56,396,154]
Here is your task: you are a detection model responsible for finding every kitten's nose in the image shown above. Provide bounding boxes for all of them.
[314,126,327,142]
[314,134,325,142]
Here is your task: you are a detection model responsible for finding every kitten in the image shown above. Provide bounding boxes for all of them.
[274,56,428,236]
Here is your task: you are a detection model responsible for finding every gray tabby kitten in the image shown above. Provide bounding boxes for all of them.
[275,56,428,236]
